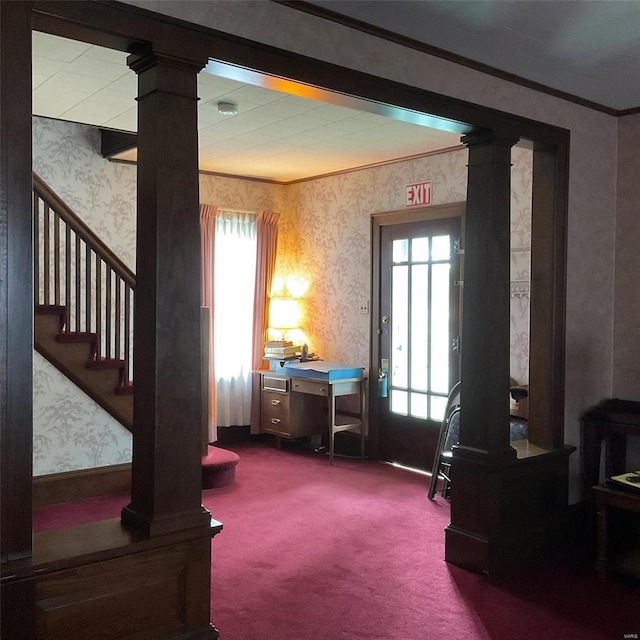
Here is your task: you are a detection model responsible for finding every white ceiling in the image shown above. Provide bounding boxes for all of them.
[32,32,461,183]
[308,0,640,112]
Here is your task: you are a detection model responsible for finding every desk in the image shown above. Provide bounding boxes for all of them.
[258,370,366,464]
[581,399,640,496]
[594,484,640,580]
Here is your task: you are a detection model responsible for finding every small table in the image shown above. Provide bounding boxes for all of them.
[594,484,640,580]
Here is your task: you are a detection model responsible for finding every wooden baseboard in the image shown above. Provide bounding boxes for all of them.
[33,463,131,507]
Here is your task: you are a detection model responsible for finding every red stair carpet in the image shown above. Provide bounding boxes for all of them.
[34,442,639,640]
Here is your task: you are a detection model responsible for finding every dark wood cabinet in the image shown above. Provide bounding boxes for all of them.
[259,372,326,440]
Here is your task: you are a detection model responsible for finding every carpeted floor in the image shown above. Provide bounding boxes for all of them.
[34,441,640,640]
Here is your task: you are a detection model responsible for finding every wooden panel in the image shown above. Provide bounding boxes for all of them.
[0,0,34,566]
[33,464,131,508]
[2,521,220,640]
[36,547,187,640]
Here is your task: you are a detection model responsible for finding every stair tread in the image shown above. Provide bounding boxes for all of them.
[35,304,66,315]
[115,382,134,396]
[86,357,127,369]
[57,332,97,343]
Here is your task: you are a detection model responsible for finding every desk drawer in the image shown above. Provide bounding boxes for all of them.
[262,375,288,393]
[291,378,329,397]
[262,391,290,435]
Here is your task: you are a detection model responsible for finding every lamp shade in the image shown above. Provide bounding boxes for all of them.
[269,297,300,330]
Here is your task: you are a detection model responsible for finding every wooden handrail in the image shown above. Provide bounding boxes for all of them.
[32,174,135,289]
[33,173,136,385]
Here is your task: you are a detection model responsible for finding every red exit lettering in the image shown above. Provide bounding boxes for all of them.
[405,181,432,207]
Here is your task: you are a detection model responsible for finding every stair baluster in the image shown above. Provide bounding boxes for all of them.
[32,174,135,430]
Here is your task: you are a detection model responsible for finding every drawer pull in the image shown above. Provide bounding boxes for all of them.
[271,399,281,406]
[271,418,281,424]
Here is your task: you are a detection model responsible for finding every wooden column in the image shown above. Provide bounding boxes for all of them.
[457,130,518,461]
[446,130,518,574]
[0,4,35,638]
[121,48,211,536]
[0,0,33,562]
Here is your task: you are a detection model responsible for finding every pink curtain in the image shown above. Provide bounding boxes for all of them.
[250,210,280,433]
[200,204,218,444]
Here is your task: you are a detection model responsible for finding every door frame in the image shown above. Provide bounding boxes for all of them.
[369,201,466,461]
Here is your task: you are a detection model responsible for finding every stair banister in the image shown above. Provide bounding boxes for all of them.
[33,173,136,394]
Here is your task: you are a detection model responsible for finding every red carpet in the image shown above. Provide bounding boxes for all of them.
[34,441,640,639]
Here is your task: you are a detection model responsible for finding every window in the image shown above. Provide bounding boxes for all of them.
[213,210,257,426]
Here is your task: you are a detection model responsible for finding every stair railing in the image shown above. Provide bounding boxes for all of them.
[33,174,135,387]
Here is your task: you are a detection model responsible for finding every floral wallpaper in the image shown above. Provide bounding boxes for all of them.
[33,116,136,475]
[32,116,531,475]
[280,146,532,385]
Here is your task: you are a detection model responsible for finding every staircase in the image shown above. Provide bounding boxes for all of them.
[33,175,135,432]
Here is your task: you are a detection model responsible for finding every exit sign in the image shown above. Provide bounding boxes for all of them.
[405,181,432,207]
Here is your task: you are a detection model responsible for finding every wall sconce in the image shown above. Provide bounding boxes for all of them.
[268,297,300,341]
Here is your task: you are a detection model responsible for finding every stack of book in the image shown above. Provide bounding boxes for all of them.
[263,340,300,360]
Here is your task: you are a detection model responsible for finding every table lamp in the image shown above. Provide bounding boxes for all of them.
[268,297,300,342]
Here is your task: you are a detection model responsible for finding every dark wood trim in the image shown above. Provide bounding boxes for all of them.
[33,464,132,508]
[122,46,211,537]
[529,141,569,451]
[31,1,569,147]
[278,0,622,117]
[457,132,517,458]
[100,127,137,158]
[1,0,34,565]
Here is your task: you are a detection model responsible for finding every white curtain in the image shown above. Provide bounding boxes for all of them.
[214,210,257,426]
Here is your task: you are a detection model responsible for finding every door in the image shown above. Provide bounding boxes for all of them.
[377,216,462,471]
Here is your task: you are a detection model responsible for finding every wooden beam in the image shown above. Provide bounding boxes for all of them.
[100,128,137,158]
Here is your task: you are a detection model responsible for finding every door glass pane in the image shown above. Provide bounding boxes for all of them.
[391,265,408,389]
[430,263,450,394]
[430,395,447,422]
[431,235,450,261]
[391,389,408,415]
[412,237,429,262]
[410,264,429,392]
[411,392,428,419]
[392,238,409,263]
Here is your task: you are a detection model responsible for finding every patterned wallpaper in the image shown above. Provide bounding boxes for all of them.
[32,116,531,475]
[33,117,135,475]
[281,146,532,384]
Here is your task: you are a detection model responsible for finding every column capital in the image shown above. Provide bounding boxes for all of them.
[127,46,207,76]
[462,129,519,150]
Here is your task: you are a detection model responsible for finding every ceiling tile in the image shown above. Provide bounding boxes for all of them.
[64,56,130,81]
[33,86,93,119]
[32,32,91,62]
[102,108,138,132]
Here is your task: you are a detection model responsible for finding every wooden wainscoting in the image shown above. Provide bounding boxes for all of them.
[33,464,132,508]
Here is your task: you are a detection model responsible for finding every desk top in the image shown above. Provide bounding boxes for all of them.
[282,361,364,382]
